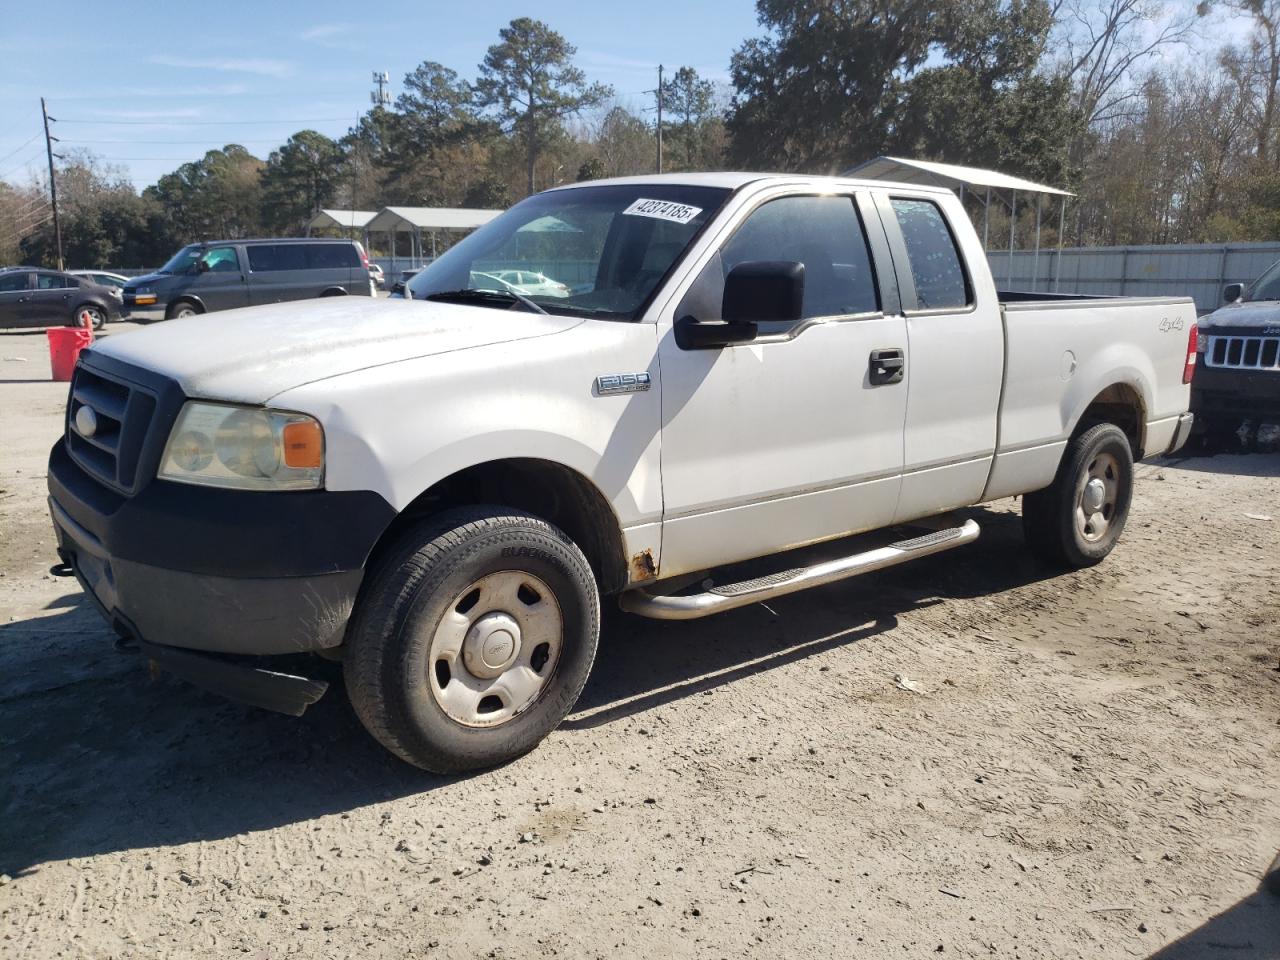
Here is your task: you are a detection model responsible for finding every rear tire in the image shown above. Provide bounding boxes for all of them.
[1023,423,1134,568]
[344,507,599,773]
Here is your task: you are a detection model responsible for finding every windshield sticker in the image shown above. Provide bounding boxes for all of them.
[622,198,703,224]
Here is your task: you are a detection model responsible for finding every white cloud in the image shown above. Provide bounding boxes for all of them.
[301,23,362,50]
[149,55,294,78]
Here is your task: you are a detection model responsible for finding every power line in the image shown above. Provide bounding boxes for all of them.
[55,116,353,126]
[61,138,316,145]
[0,134,42,168]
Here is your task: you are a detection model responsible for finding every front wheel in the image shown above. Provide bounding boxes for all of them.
[1023,423,1134,568]
[166,301,199,320]
[344,507,600,773]
[74,304,106,331]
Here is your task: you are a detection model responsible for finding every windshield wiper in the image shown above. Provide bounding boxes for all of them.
[422,288,548,315]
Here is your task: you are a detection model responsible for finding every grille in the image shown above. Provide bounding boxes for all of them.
[66,364,158,494]
[1206,335,1280,371]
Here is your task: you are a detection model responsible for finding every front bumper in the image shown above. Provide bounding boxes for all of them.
[48,438,395,657]
[122,303,166,322]
[1191,364,1280,421]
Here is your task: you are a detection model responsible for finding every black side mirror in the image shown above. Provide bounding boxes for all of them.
[194,258,210,274]
[1223,282,1244,303]
[675,260,805,350]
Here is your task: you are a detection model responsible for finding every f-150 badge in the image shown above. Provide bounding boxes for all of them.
[596,373,651,395]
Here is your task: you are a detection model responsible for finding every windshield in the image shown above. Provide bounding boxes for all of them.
[158,244,203,275]
[1248,259,1280,301]
[405,183,731,320]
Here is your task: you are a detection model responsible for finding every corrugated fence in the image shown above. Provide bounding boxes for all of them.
[988,242,1280,314]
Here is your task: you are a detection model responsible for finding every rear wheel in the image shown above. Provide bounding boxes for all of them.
[1023,423,1134,568]
[344,507,599,773]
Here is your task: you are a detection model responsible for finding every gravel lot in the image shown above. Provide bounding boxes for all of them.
[1,322,1277,959]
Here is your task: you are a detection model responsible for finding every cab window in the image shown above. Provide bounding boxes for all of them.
[889,198,971,311]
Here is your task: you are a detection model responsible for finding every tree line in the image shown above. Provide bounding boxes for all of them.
[3,2,1279,269]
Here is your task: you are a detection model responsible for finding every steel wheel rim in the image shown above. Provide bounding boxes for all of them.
[1075,451,1120,542]
[427,570,563,728]
[79,307,103,328]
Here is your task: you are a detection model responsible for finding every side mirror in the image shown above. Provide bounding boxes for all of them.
[674,260,805,350]
[1223,282,1244,303]
[194,258,210,274]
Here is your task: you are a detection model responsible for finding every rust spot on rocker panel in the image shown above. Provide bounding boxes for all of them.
[630,549,657,582]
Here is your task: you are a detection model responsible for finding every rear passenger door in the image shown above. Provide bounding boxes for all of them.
[30,272,77,324]
[247,243,310,304]
[0,271,34,327]
[874,192,1004,522]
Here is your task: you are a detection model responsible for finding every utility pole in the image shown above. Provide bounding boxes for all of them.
[656,64,664,174]
[40,97,63,271]
[371,71,391,109]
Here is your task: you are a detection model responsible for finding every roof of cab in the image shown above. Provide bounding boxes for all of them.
[547,171,954,195]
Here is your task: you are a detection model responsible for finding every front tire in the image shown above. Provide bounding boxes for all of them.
[166,300,199,320]
[74,304,106,331]
[344,507,600,773]
[1023,423,1134,568]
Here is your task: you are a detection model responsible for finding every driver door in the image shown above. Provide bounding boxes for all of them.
[655,190,909,577]
[191,244,249,311]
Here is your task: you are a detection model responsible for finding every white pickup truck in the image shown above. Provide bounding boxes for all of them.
[48,173,1198,772]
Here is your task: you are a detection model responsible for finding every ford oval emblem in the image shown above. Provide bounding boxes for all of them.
[74,405,98,438]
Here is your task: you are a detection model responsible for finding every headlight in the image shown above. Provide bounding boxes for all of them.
[159,402,324,491]
[1196,332,1209,353]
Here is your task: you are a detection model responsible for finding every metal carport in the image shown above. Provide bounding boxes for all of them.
[845,156,1074,291]
[364,207,503,272]
[305,210,378,245]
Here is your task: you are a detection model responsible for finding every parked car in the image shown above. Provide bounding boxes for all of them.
[481,268,571,298]
[48,173,1196,773]
[367,263,385,290]
[1192,261,1280,440]
[0,266,122,330]
[68,270,130,295]
[122,238,374,321]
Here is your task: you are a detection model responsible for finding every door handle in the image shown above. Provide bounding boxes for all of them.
[869,348,905,385]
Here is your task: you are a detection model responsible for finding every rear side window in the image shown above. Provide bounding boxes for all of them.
[248,244,308,271]
[889,198,970,310]
[0,271,30,292]
[307,243,359,269]
[719,195,880,321]
[37,273,73,289]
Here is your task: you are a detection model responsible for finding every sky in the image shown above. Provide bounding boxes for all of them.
[0,0,761,190]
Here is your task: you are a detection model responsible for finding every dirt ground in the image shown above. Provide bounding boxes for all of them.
[1,324,1277,959]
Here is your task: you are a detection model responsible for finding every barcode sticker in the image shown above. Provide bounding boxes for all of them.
[621,198,703,224]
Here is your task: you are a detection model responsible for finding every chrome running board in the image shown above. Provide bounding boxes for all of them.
[618,519,981,621]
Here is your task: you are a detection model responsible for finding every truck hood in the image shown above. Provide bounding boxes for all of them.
[122,271,167,291]
[89,297,581,404]
[1199,299,1280,330]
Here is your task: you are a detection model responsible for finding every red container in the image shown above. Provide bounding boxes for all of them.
[48,327,94,382]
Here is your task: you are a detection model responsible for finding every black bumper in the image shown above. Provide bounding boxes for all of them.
[48,439,396,657]
[1191,365,1280,421]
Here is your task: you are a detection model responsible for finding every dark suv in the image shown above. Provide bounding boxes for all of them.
[1193,262,1280,440]
[123,238,374,321]
[0,267,122,330]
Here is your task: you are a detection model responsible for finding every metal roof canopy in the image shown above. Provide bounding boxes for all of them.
[366,207,503,232]
[845,156,1075,292]
[306,209,379,232]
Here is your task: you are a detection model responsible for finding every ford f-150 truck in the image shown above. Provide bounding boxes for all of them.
[48,173,1198,773]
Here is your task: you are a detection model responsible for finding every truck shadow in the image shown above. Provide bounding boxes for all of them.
[1145,879,1280,959]
[0,505,1058,877]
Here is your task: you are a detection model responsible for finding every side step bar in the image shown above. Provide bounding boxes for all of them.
[619,519,981,621]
